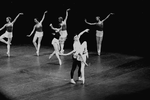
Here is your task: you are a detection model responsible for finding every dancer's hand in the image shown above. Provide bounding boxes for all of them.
[67,8,70,11]
[110,13,114,15]
[19,13,24,15]
[85,29,89,32]
[27,35,30,37]
[44,11,48,14]
[49,24,52,27]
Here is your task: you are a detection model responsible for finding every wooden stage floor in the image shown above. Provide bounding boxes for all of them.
[0,45,150,100]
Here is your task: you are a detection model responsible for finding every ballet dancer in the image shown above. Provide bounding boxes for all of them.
[85,13,114,55]
[58,8,70,54]
[61,29,89,84]
[79,41,89,84]
[27,11,47,56]
[49,24,62,65]
[0,13,23,57]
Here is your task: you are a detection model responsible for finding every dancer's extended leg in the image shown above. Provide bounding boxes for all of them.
[49,51,55,59]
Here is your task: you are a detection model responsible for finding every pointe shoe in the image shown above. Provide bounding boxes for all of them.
[98,51,101,56]
[7,52,10,57]
[82,78,85,84]
[70,79,76,84]
[36,51,39,56]
[59,61,62,65]
[60,50,64,54]
[49,56,52,59]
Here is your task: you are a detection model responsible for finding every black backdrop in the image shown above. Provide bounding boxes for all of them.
[0,1,149,57]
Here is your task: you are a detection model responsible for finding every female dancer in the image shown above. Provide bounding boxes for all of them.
[85,13,114,55]
[58,8,70,54]
[62,29,89,84]
[27,11,47,56]
[79,41,89,84]
[49,24,62,65]
[0,13,23,57]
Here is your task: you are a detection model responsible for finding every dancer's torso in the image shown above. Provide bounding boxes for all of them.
[36,24,43,32]
[97,22,103,31]
[6,23,13,32]
[60,21,67,31]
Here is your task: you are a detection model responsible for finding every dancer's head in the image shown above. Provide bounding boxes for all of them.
[96,16,100,21]
[6,17,11,22]
[34,18,39,24]
[74,35,79,41]
[58,17,63,23]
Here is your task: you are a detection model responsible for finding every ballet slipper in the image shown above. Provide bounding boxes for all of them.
[59,60,62,65]
[36,51,39,56]
[7,52,10,57]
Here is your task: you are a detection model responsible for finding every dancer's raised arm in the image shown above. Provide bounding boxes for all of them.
[50,24,61,33]
[12,13,23,24]
[78,29,89,39]
[64,8,70,23]
[27,25,36,37]
[60,50,75,56]
[85,19,97,25]
[39,11,47,24]
[0,24,7,31]
[102,13,114,23]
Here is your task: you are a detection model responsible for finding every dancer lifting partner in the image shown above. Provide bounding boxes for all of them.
[0,13,23,57]
[62,29,89,84]
[85,13,114,55]
[49,24,62,65]
[58,8,70,54]
[27,11,47,56]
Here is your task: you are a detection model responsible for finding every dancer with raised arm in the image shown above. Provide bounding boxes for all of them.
[61,29,89,84]
[0,13,23,57]
[49,24,62,65]
[58,8,70,54]
[85,13,114,55]
[27,11,47,56]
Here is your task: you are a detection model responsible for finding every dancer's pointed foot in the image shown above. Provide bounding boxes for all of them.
[98,50,101,56]
[49,55,52,59]
[59,60,62,65]
[82,78,85,84]
[7,52,10,57]
[78,77,85,84]
[60,50,64,54]
[36,51,39,56]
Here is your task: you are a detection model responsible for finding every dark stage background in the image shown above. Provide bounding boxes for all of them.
[0,1,149,57]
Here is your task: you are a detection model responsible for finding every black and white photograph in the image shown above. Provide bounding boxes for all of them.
[0,1,149,100]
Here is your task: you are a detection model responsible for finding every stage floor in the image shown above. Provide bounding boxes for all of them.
[0,45,150,100]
